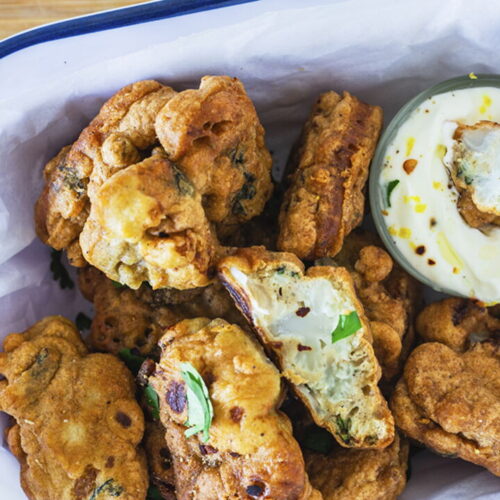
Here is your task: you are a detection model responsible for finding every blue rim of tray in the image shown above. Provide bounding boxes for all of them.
[0,0,255,59]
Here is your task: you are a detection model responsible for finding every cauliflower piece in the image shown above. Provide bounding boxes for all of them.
[391,340,500,475]
[304,433,408,500]
[416,297,500,352]
[148,317,319,499]
[80,152,220,290]
[155,75,273,233]
[277,91,382,259]
[0,316,148,500]
[218,247,394,449]
[35,80,177,265]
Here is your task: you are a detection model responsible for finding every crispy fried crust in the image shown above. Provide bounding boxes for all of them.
[155,76,273,232]
[304,434,408,500]
[78,267,246,355]
[0,316,148,500]
[391,341,500,475]
[34,81,176,265]
[148,318,318,499]
[416,297,500,352]
[218,247,394,449]
[278,91,382,259]
[80,153,220,290]
[331,231,420,380]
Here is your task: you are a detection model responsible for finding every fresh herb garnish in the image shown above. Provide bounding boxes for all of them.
[336,415,352,444]
[331,311,361,343]
[50,249,74,289]
[302,425,335,454]
[181,362,214,443]
[112,280,125,289]
[144,385,160,420]
[119,348,146,375]
[386,179,400,208]
[89,479,123,500]
[75,312,92,331]
[146,485,163,500]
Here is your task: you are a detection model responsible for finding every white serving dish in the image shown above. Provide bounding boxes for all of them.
[0,0,499,498]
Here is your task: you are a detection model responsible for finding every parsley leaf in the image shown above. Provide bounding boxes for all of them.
[181,362,213,443]
[112,280,125,288]
[50,250,74,289]
[144,385,160,420]
[146,485,163,500]
[119,348,146,376]
[386,179,400,208]
[302,425,335,454]
[331,311,361,343]
[75,312,91,331]
[336,415,352,444]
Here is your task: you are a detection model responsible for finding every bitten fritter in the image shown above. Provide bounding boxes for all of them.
[416,297,500,352]
[0,316,148,500]
[148,318,319,499]
[218,247,394,449]
[277,91,382,260]
[155,76,273,234]
[330,231,420,381]
[78,267,246,356]
[450,121,500,229]
[304,434,408,500]
[79,152,220,290]
[35,80,176,266]
[391,340,500,475]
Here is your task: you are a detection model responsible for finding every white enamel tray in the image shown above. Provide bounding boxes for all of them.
[1,0,499,498]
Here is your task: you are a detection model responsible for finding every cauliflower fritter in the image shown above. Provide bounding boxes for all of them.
[155,76,273,234]
[331,231,420,380]
[218,247,394,449]
[78,267,246,355]
[450,121,500,228]
[35,80,176,265]
[80,152,220,290]
[148,318,319,499]
[304,434,408,500]
[416,297,500,352]
[391,340,500,475]
[0,316,148,500]
[278,91,382,260]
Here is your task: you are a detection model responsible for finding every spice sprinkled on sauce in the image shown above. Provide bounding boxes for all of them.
[403,159,418,174]
[415,245,426,255]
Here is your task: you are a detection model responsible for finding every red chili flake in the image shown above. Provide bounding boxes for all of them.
[296,307,310,317]
[230,406,244,423]
[297,344,312,351]
[427,259,436,266]
[415,245,426,255]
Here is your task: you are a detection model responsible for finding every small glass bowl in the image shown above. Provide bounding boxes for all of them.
[369,73,500,298]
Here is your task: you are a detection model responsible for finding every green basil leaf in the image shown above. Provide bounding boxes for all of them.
[118,348,146,376]
[301,425,335,454]
[386,179,400,208]
[331,311,362,343]
[181,362,213,443]
[50,249,74,289]
[75,312,91,331]
[144,384,160,420]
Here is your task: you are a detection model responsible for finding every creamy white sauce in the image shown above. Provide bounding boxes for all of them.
[380,87,500,303]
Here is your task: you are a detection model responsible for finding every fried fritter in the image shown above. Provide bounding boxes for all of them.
[218,247,394,449]
[278,91,382,259]
[391,341,500,475]
[148,318,319,499]
[78,267,246,355]
[450,121,500,228]
[79,152,220,290]
[416,297,500,352]
[35,81,176,265]
[330,231,420,380]
[155,76,273,234]
[144,422,177,500]
[0,316,148,500]
[304,434,408,500]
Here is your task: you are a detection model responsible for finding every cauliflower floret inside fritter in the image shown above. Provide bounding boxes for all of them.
[0,316,148,500]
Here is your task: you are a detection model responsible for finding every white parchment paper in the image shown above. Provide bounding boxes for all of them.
[0,0,499,497]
